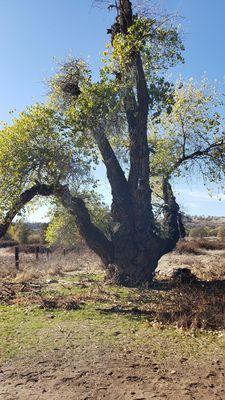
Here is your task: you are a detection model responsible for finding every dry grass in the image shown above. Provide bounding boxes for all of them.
[198,239,225,250]
[39,295,80,310]
[0,247,103,280]
[1,241,224,283]
[176,239,225,255]
[176,241,204,255]
[152,283,225,330]
[158,241,225,281]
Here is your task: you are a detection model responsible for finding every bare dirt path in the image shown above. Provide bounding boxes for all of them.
[0,343,225,400]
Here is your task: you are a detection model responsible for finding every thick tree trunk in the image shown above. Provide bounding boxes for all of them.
[107,239,163,287]
[93,126,136,268]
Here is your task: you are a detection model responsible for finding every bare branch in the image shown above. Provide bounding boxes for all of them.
[175,138,225,169]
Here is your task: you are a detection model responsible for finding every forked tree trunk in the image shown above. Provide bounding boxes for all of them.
[55,183,183,287]
[104,184,184,286]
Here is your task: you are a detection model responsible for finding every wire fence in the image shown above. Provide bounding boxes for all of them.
[0,244,102,279]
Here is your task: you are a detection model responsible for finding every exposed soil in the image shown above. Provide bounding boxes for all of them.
[157,250,225,281]
[0,343,225,400]
[0,246,225,399]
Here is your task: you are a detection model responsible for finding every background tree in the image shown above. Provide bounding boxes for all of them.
[38,223,49,245]
[217,225,225,241]
[189,227,207,239]
[45,193,111,248]
[0,0,225,286]
[9,220,30,244]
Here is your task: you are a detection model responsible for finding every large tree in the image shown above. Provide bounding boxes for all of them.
[0,0,225,286]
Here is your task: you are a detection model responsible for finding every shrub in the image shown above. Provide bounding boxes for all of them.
[189,227,207,238]
[175,240,203,255]
[198,239,225,250]
[156,284,225,330]
[176,239,225,254]
[205,225,217,237]
[28,233,41,244]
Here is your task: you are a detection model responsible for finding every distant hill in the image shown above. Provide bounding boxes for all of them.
[183,215,225,229]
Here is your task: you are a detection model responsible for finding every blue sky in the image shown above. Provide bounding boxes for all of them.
[0,0,225,219]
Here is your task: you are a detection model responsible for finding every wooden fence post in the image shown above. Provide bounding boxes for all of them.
[35,246,39,260]
[15,246,19,270]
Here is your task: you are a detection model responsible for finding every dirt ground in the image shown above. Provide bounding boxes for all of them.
[0,340,225,400]
[0,246,225,399]
[157,250,225,281]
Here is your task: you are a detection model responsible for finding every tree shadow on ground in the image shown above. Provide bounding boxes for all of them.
[150,278,225,293]
[98,279,225,330]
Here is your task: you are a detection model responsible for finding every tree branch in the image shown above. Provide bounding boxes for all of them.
[93,124,135,239]
[118,0,133,34]
[161,178,185,254]
[0,181,115,266]
[93,125,129,198]
[111,1,150,193]
[175,139,224,169]
[55,185,114,264]
[127,53,150,189]
[0,183,54,239]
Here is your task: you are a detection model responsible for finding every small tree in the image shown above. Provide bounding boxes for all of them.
[217,225,225,241]
[189,227,207,239]
[39,223,49,245]
[11,221,30,244]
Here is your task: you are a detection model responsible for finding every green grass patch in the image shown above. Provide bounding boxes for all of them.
[0,274,225,364]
